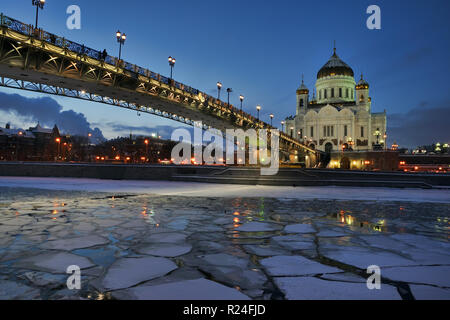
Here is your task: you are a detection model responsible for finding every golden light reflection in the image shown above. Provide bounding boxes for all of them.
[233,211,240,216]
[345,215,354,225]
[233,217,240,223]
[335,210,388,233]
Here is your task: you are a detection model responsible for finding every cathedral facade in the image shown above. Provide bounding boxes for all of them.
[284,48,387,153]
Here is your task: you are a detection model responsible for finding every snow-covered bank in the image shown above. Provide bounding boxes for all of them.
[0,176,449,203]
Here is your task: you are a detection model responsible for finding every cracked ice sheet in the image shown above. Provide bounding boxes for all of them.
[260,256,341,276]
[275,277,401,300]
[382,266,450,287]
[319,246,417,268]
[1,177,450,203]
[113,278,250,300]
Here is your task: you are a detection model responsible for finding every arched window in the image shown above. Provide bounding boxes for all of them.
[360,94,364,102]
[351,89,354,99]
[331,88,335,98]
[319,90,322,100]
[324,89,327,99]
[300,99,304,107]
[339,88,342,97]
[346,88,349,98]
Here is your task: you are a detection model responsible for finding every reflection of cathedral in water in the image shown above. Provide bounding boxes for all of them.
[284,47,387,153]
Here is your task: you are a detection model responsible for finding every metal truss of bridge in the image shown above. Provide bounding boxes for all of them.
[0,13,320,165]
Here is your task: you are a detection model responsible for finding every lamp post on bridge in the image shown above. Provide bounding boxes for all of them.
[32,0,45,30]
[226,88,232,107]
[168,56,176,80]
[239,95,244,114]
[217,82,222,100]
[256,105,261,121]
[116,31,126,61]
[270,114,274,127]
[281,121,285,133]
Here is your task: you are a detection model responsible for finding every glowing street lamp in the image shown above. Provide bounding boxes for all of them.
[32,0,45,29]
[55,137,61,160]
[239,95,244,113]
[281,121,285,132]
[217,82,222,100]
[144,139,149,161]
[168,56,176,79]
[116,30,126,61]
[270,114,274,127]
[256,105,261,120]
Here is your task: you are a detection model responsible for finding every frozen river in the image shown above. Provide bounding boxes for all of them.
[0,176,449,203]
[0,177,449,300]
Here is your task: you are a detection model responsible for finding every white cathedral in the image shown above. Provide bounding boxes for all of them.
[284,48,387,153]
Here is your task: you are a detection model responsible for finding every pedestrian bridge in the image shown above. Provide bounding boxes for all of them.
[0,13,320,165]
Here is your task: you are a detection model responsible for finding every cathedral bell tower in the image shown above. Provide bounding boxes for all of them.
[355,74,370,110]
[296,76,309,115]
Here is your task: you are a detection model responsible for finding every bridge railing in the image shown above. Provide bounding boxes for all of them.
[0,13,314,152]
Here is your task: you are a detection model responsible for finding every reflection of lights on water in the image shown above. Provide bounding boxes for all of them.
[345,215,354,225]
[52,210,58,215]
[233,211,240,216]
[336,210,387,232]
[233,217,240,223]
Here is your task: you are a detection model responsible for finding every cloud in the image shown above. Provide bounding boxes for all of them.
[388,102,450,148]
[0,92,105,142]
